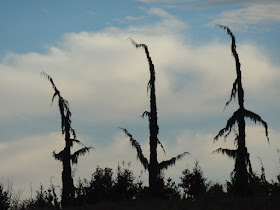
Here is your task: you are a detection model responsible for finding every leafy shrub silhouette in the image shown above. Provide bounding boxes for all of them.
[179,161,209,200]
[206,183,226,199]
[0,184,10,210]
[17,184,59,210]
[161,177,181,200]
[84,166,114,204]
[82,162,144,205]
[114,162,140,200]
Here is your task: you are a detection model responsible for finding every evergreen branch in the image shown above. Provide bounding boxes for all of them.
[129,38,155,94]
[245,151,253,175]
[217,25,236,52]
[214,109,241,141]
[69,139,83,146]
[157,139,166,154]
[129,38,147,49]
[52,150,64,162]
[42,72,72,135]
[212,148,236,159]
[120,128,149,170]
[140,111,150,119]
[41,71,61,106]
[244,109,269,142]
[224,78,238,109]
[71,129,77,139]
[71,147,92,164]
[158,152,189,171]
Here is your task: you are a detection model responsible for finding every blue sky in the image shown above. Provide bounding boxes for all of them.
[1,0,280,198]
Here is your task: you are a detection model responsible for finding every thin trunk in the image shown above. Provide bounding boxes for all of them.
[126,40,188,197]
[144,46,160,195]
[234,29,249,195]
[235,116,249,195]
[61,116,75,208]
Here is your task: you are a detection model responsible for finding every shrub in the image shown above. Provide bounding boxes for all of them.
[0,184,10,210]
[180,161,209,200]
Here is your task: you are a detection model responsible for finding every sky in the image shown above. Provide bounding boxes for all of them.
[1,0,280,199]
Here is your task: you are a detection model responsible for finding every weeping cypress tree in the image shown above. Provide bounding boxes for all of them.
[213,26,269,196]
[42,72,92,207]
[121,39,188,196]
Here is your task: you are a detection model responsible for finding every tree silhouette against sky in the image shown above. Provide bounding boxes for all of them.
[121,39,188,197]
[213,26,269,196]
[42,72,92,208]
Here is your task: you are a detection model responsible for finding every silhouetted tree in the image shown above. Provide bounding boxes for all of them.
[162,177,181,199]
[213,26,269,196]
[114,162,138,200]
[179,161,209,200]
[0,184,10,210]
[42,72,92,208]
[121,39,188,197]
[85,166,114,204]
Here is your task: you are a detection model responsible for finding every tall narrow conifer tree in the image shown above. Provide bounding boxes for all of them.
[121,39,188,196]
[42,72,92,207]
[213,26,269,195]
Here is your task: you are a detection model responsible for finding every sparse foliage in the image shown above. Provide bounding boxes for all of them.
[121,39,188,197]
[214,26,269,196]
[42,72,92,208]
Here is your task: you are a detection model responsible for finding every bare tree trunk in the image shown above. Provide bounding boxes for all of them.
[145,46,161,196]
[235,117,249,195]
[61,119,75,208]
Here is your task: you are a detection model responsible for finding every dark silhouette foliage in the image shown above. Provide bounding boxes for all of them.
[161,177,181,200]
[0,184,10,210]
[85,166,114,204]
[213,25,269,196]
[80,163,144,204]
[42,72,92,208]
[121,39,188,197]
[114,162,139,200]
[179,161,209,200]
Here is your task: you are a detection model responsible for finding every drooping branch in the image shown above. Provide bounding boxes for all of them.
[245,152,253,175]
[212,148,237,159]
[42,72,74,136]
[71,147,93,164]
[141,111,150,119]
[158,152,189,171]
[157,139,166,154]
[129,38,155,94]
[224,78,238,109]
[244,109,269,142]
[214,109,241,141]
[53,150,64,162]
[120,128,149,169]
[41,71,61,104]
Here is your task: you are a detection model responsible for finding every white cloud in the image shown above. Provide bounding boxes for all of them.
[2,125,278,200]
[0,133,64,199]
[209,3,280,28]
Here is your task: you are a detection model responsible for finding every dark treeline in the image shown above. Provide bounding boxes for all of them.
[1,26,280,209]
